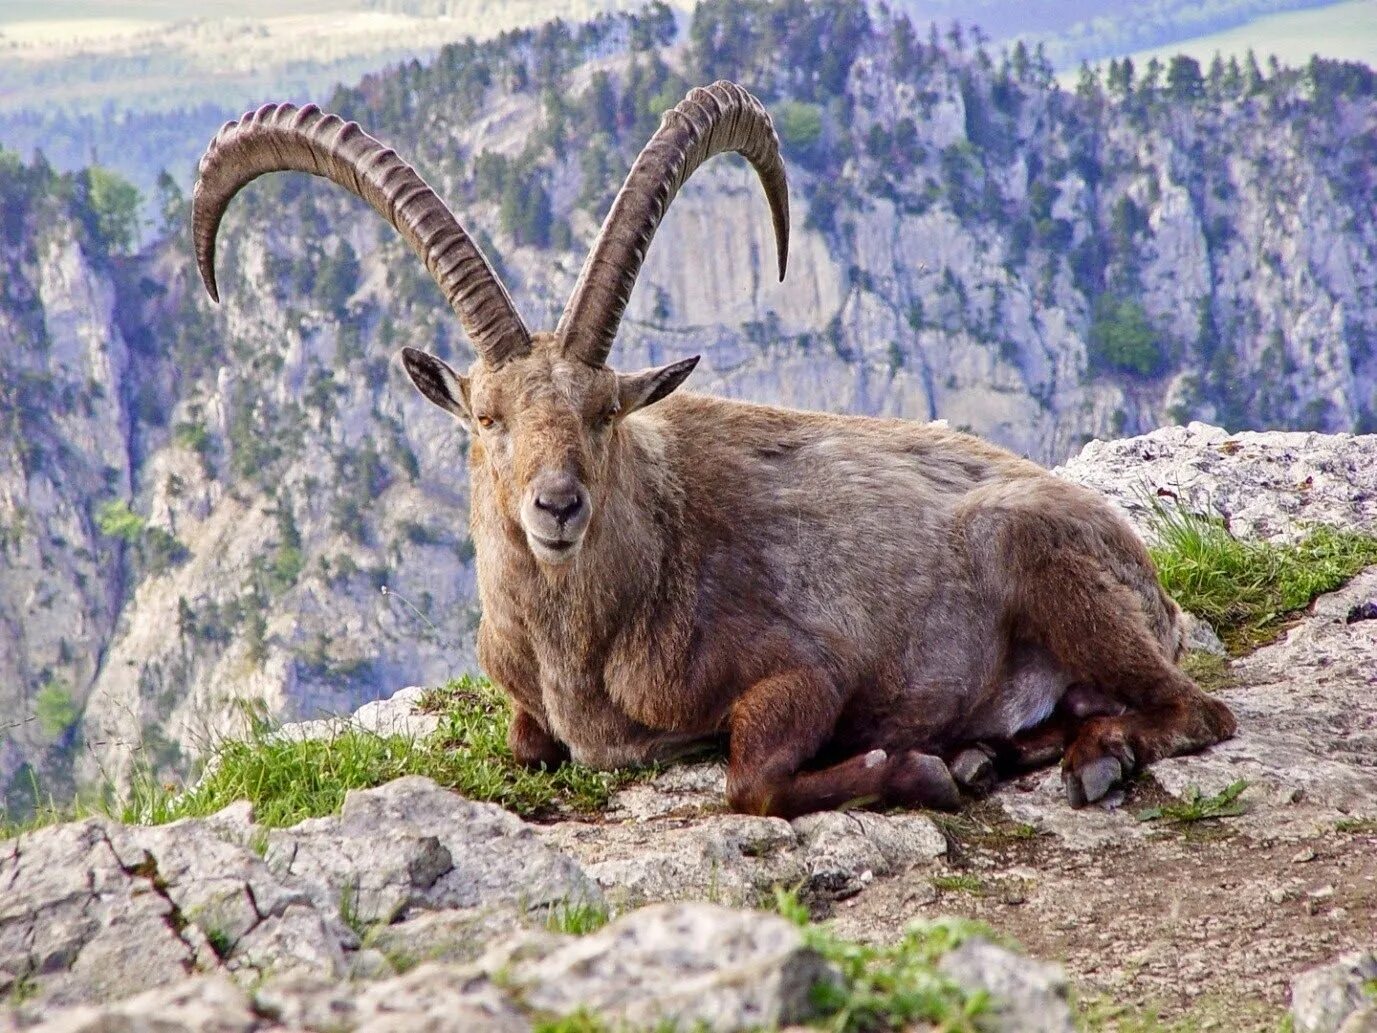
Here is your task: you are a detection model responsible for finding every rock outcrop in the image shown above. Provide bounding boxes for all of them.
[0,774,1057,1032]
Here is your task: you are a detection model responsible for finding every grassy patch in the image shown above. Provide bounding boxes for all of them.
[932,802,1044,857]
[545,898,611,936]
[1148,502,1377,654]
[1177,650,1236,694]
[1136,780,1248,825]
[930,873,988,896]
[88,676,647,831]
[1336,817,1377,834]
[532,1015,679,1033]
[773,890,992,1032]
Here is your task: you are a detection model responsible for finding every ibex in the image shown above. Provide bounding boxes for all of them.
[193,82,1235,817]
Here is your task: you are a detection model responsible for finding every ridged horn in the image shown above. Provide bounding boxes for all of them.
[557,80,789,366]
[193,102,530,366]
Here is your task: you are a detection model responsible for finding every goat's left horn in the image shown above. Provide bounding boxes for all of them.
[556,80,790,367]
[193,102,531,367]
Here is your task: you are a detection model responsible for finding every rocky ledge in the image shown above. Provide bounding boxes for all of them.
[4,424,1377,1032]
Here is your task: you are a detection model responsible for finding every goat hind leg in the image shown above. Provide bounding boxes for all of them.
[726,670,961,818]
[1029,580,1235,805]
[971,505,1236,806]
[1061,685,1236,806]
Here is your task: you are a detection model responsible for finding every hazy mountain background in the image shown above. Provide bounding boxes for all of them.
[1,0,1373,819]
[1,0,1370,232]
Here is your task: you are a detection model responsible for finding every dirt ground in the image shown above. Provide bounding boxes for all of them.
[829,776,1377,1030]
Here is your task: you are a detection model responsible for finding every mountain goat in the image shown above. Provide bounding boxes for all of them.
[192,81,1235,817]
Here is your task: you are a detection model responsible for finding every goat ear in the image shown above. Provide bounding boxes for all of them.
[617,356,699,415]
[401,347,471,424]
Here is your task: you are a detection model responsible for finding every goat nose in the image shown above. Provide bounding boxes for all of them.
[535,487,583,524]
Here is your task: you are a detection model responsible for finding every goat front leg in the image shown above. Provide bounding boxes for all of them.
[726,670,961,818]
[508,706,570,770]
[480,624,569,770]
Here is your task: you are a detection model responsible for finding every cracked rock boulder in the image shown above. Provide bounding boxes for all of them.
[28,903,842,1033]
[0,816,344,1009]
[545,770,946,905]
[0,777,600,1011]
[497,902,836,1031]
[1056,423,1377,544]
[264,776,601,929]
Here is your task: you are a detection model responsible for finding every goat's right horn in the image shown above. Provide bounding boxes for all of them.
[557,80,790,367]
[193,102,530,367]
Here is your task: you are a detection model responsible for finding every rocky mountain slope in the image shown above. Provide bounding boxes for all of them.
[2,0,1376,817]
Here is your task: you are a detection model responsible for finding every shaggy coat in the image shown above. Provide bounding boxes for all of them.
[446,337,1235,816]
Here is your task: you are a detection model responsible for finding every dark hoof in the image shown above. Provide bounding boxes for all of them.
[889,751,962,811]
[1063,755,1123,808]
[949,746,996,797]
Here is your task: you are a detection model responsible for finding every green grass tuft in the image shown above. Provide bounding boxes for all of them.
[545,898,612,936]
[1136,780,1249,825]
[772,888,993,1032]
[1336,817,1377,834]
[532,1014,609,1033]
[929,873,987,896]
[1148,501,1377,654]
[102,676,648,830]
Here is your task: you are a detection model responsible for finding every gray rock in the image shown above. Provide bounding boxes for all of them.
[0,820,204,1009]
[548,768,948,905]
[22,976,258,1033]
[1057,424,1377,544]
[116,817,348,983]
[273,686,442,745]
[367,909,516,969]
[0,816,343,1009]
[1179,610,1227,656]
[0,778,600,1012]
[607,762,727,820]
[265,776,601,926]
[256,966,530,1033]
[937,939,1075,1033]
[792,811,947,895]
[546,814,804,908]
[501,902,837,1032]
[1151,568,1377,823]
[1292,951,1377,1033]
[255,904,840,1032]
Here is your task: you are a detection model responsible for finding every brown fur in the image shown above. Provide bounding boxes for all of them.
[403,332,1235,817]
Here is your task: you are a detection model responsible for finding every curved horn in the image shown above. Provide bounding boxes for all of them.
[193,102,530,366]
[557,80,789,366]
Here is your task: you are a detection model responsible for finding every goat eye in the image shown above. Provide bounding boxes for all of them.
[476,415,495,429]
[599,408,618,427]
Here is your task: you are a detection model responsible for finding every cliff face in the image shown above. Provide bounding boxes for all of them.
[0,182,133,805]
[1,0,1374,810]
